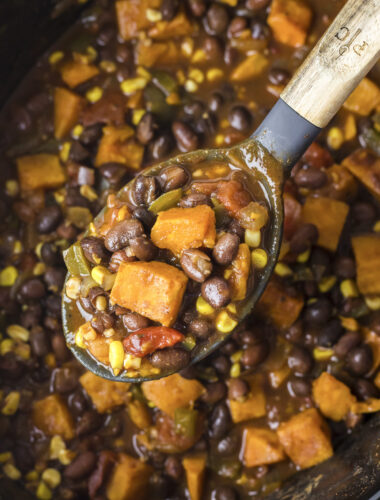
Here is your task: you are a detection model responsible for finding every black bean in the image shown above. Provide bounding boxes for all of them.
[353,379,379,400]
[346,344,373,376]
[285,320,303,342]
[179,192,211,208]
[288,346,313,375]
[203,36,223,60]
[19,278,46,300]
[96,23,115,46]
[0,354,23,380]
[26,92,50,115]
[151,132,174,161]
[289,223,318,254]
[80,124,103,145]
[317,319,343,347]
[351,201,376,225]
[250,18,270,39]
[213,486,237,500]
[184,100,205,118]
[208,92,224,113]
[129,236,157,261]
[289,378,311,397]
[81,237,110,265]
[224,45,238,66]
[201,277,231,308]
[103,413,123,437]
[68,391,88,415]
[35,205,62,234]
[69,141,90,162]
[172,121,199,152]
[104,219,144,252]
[76,410,103,437]
[54,367,78,394]
[115,43,133,63]
[228,17,247,38]
[108,249,134,272]
[188,318,211,338]
[149,472,173,497]
[52,333,70,362]
[40,242,60,266]
[164,456,183,481]
[122,312,150,331]
[304,297,332,325]
[238,329,262,345]
[334,256,356,279]
[188,0,206,17]
[161,0,179,20]
[43,267,66,292]
[137,112,157,145]
[206,4,229,35]
[158,166,189,192]
[220,340,237,356]
[64,451,97,479]
[294,165,328,189]
[133,176,158,206]
[65,186,90,208]
[12,107,32,132]
[268,67,291,85]
[217,434,240,455]
[246,0,270,10]
[228,378,249,400]
[100,163,128,186]
[150,348,190,371]
[181,249,213,282]
[241,340,269,368]
[30,327,49,357]
[20,304,42,329]
[310,247,331,280]
[47,294,65,316]
[212,355,231,375]
[133,207,156,230]
[213,233,240,265]
[209,403,231,439]
[201,381,227,404]
[79,296,95,314]
[228,105,252,132]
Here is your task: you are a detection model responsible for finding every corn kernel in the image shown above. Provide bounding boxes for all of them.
[49,51,64,65]
[83,328,97,342]
[7,324,29,342]
[191,49,207,63]
[227,303,237,315]
[75,329,86,349]
[146,7,162,22]
[132,109,145,126]
[183,335,196,350]
[216,310,238,333]
[297,248,311,263]
[176,69,186,85]
[41,468,61,488]
[339,316,359,331]
[25,470,39,481]
[181,37,194,57]
[196,296,215,315]
[49,436,66,460]
[59,142,71,163]
[340,279,359,298]
[136,66,151,80]
[13,240,23,254]
[86,86,103,103]
[120,77,148,95]
[1,339,14,355]
[3,463,21,480]
[65,276,82,300]
[365,296,380,311]
[58,448,76,465]
[206,68,224,82]
[44,353,56,368]
[318,275,337,293]
[215,134,225,146]
[188,68,204,84]
[275,262,292,277]
[33,262,46,276]
[230,350,243,363]
[103,327,116,338]
[91,266,116,291]
[184,79,198,93]
[244,229,261,248]
[0,452,12,463]
[2,391,20,415]
[327,127,344,150]
[251,248,268,269]
[71,124,83,139]
[373,220,380,233]
[230,362,241,378]
[95,295,107,311]
[0,266,18,286]
[313,347,334,361]
[99,60,117,73]
[36,481,52,500]
[124,354,142,370]
[109,340,124,375]
[166,92,181,105]
[5,179,19,197]
[80,184,98,201]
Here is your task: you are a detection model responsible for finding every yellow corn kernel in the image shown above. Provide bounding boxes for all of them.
[318,275,337,293]
[188,68,204,84]
[65,276,82,300]
[59,142,71,163]
[5,179,19,197]
[191,48,207,63]
[244,229,261,248]
[230,362,241,378]
[2,391,20,415]
[44,353,56,369]
[132,109,145,126]
[49,51,64,64]
[313,347,334,361]
[86,46,97,61]
[7,324,29,342]
[275,262,292,277]
[219,0,238,5]
[99,60,117,73]
[181,38,194,57]
[0,266,18,286]
[196,296,215,316]
[120,77,148,95]
[297,248,311,263]
[339,316,359,331]
[365,296,380,311]
[95,295,107,311]
[0,452,12,463]
[71,124,84,139]
[58,448,76,465]
[25,470,39,481]
[83,328,97,342]
[136,66,151,80]
[54,189,65,205]
[230,350,243,363]
[75,330,86,349]
[124,354,142,370]
[166,92,181,105]
[216,310,238,333]
[215,134,225,146]
[91,266,115,291]
[14,342,31,360]
[49,436,66,460]
[41,468,61,488]
[3,463,21,480]
[33,262,46,276]
[206,68,224,82]
[373,220,380,233]
[227,303,237,315]
[251,249,268,269]
[184,79,198,93]
[36,481,52,500]
[1,339,14,356]
[86,86,103,103]
[327,126,344,150]
[13,240,23,255]
[109,340,124,375]
[146,7,162,22]
[103,328,116,338]
[340,279,359,298]
[183,335,196,350]
[79,184,97,201]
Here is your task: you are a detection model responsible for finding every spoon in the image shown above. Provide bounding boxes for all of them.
[62,0,380,382]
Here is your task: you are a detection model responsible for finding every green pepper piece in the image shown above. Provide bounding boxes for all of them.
[151,70,179,96]
[149,188,183,214]
[144,83,176,123]
[63,242,91,277]
[211,197,229,226]
[174,407,198,438]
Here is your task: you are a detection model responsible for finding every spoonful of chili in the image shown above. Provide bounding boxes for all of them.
[62,0,380,382]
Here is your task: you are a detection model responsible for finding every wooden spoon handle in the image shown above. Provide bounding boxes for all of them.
[281,0,380,128]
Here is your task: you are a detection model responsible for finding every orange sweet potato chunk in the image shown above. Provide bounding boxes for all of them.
[95,126,143,169]
[351,398,380,414]
[33,394,74,440]
[226,243,251,301]
[352,235,380,295]
[116,0,160,40]
[229,375,266,423]
[182,454,207,500]
[243,427,285,467]
[60,61,99,89]
[106,453,153,500]
[110,261,188,327]
[230,53,269,82]
[151,205,216,255]
[54,87,83,139]
[344,78,380,116]
[79,371,130,413]
[17,154,66,191]
[142,373,204,417]
[302,196,349,252]
[277,408,333,469]
[312,372,356,422]
[268,0,312,48]
[148,12,194,39]
[216,180,252,216]
[342,149,380,201]
[136,40,181,67]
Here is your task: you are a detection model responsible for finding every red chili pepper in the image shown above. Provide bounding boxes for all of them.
[123,326,185,357]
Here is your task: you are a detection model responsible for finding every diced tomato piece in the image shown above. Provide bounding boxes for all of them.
[123,327,184,357]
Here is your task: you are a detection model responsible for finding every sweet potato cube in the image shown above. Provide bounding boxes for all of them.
[95,125,143,170]
[231,53,269,82]
[79,371,130,413]
[136,40,181,67]
[302,196,349,252]
[352,235,380,295]
[257,279,304,329]
[86,335,110,365]
[229,375,266,423]
[33,394,74,440]
[243,427,285,467]
[268,0,312,48]
[17,154,66,191]
[148,12,194,40]
[344,78,380,116]
[182,454,207,500]
[312,372,356,421]
[342,149,380,201]
[116,0,160,40]
[110,261,188,327]
[106,453,153,500]
[151,205,216,255]
[142,373,204,417]
[226,243,251,301]
[128,400,152,430]
[363,327,380,372]
[54,87,83,139]
[60,61,99,89]
[277,408,333,469]
[351,398,380,414]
